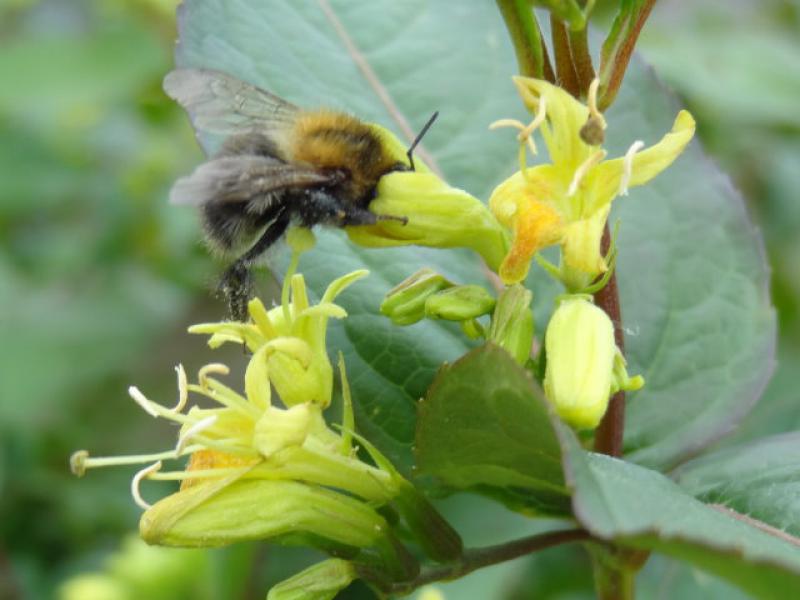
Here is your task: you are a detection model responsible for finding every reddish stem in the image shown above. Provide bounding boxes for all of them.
[593,224,625,457]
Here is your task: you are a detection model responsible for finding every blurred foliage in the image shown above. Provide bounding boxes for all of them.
[1,0,798,598]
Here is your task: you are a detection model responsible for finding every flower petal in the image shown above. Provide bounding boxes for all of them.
[512,76,593,167]
[561,203,612,281]
[588,110,696,213]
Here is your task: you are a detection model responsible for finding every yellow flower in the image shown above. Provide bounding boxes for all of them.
[189,267,367,408]
[489,77,695,288]
[346,123,510,271]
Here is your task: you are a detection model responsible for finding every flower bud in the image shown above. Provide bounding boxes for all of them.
[424,285,495,321]
[543,297,615,429]
[488,284,534,365]
[380,268,452,325]
[267,559,357,600]
[140,477,390,552]
[346,171,509,272]
[254,404,313,458]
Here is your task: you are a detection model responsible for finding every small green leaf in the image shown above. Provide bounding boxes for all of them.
[674,432,800,537]
[559,427,800,599]
[416,344,570,515]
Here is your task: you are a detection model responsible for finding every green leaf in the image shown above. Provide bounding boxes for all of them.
[674,432,800,537]
[559,427,800,599]
[174,0,774,474]
[416,345,570,514]
[607,58,776,470]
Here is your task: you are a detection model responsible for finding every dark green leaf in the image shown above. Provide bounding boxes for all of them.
[559,427,800,599]
[416,345,569,514]
[674,432,800,537]
[601,58,776,470]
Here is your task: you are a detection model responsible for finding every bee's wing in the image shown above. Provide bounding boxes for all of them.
[163,68,299,138]
[169,155,335,207]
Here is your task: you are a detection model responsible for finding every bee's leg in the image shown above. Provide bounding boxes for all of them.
[220,211,291,321]
[342,208,408,227]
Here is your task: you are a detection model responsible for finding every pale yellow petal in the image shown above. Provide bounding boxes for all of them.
[588,110,696,213]
[561,204,612,283]
[512,76,593,167]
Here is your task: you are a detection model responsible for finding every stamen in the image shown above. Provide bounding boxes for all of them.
[567,149,607,197]
[176,415,218,454]
[131,461,162,510]
[128,386,196,425]
[618,140,645,196]
[488,97,547,155]
[129,386,159,417]
[198,363,230,388]
[172,364,188,413]
[71,446,204,474]
[70,450,89,476]
[587,78,606,129]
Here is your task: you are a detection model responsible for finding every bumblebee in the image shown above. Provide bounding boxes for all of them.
[164,68,436,320]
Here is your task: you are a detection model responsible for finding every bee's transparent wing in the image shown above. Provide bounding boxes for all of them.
[163,68,299,138]
[169,155,335,207]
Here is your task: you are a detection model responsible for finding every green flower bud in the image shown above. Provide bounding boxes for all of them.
[380,268,452,325]
[424,285,495,321]
[543,297,615,429]
[254,404,313,458]
[267,559,357,600]
[140,477,391,552]
[488,284,534,365]
[346,171,509,272]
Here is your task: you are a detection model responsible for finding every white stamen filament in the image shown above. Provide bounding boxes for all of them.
[619,140,645,196]
[587,78,607,129]
[488,96,547,155]
[74,446,205,473]
[176,415,218,454]
[567,149,607,197]
[129,386,159,417]
[198,363,230,387]
[131,461,162,510]
[172,364,188,413]
[128,386,196,425]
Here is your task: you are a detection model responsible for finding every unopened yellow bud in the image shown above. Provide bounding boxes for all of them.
[380,268,452,325]
[488,284,534,365]
[267,559,357,600]
[140,477,389,550]
[544,297,615,429]
[424,285,495,321]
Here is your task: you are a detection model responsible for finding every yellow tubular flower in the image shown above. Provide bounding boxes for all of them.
[489,77,695,288]
[346,123,510,272]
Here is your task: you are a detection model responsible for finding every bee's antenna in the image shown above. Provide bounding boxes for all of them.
[406,111,439,171]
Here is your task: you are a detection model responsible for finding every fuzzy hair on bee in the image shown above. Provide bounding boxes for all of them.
[164,68,436,321]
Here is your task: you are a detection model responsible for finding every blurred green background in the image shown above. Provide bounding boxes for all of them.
[0,0,797,598]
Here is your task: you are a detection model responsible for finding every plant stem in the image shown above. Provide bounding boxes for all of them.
[568,26,595,96]
[593,224,625,457]
[496,0,555,81]
[375,528,591,595]
[597,0,656,110]
[550,14,580,96]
